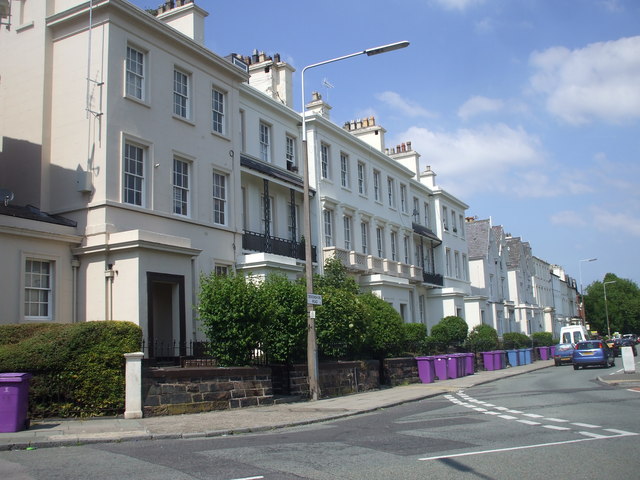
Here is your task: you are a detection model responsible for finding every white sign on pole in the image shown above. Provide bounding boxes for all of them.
[307,293,323,305]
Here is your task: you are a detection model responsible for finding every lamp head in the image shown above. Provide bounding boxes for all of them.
[365,41,410,56]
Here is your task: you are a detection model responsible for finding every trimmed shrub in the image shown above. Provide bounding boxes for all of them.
[403,323,432,355]
[502,332,532,349]
[0,321,142,418]
[359,293,406,358]
[465,324,499,352]
[431,316,469,351]
[531,331,554,347]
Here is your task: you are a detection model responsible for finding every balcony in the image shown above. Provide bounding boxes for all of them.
[323,247,423,283]
[243,230,317,262]
[422,271,444,286]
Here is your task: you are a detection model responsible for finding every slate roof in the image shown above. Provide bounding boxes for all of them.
[465,219,491,259]
[0,203,77,227]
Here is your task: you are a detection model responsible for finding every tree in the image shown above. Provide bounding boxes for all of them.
[431,316,468,351]
[584,274,640,336]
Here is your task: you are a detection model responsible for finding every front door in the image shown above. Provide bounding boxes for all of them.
[147,272,186,359]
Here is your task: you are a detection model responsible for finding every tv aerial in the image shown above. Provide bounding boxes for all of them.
[1,188,14,206]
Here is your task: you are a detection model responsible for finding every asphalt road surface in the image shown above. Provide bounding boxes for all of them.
[1,362,639,479]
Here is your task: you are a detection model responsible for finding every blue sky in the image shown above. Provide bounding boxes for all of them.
[131,0,640,288]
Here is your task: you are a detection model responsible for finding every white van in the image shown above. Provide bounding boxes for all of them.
[560,325,590,345]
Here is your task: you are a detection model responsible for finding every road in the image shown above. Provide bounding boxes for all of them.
[1,361,639,479]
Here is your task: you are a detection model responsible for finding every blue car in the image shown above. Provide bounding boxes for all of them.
[553,343,574,366]
[572,340,615,370]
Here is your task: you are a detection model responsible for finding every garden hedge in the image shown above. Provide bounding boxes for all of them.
[0,321,142,418]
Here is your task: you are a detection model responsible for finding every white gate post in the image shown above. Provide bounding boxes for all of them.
[124,352,144,419]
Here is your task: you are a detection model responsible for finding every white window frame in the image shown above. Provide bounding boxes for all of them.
[459,214,465,238]
[24,258,54,320]
[373,170,381,202]
[442,206,449,230]
[321,143,330,179]
[452,210,457,233]
[400,184,407,213]
[125,45,145,100]
[387,176,395,208]
[340,152,350,188]
[376,226,384,258]
[446,248,452,276]
[424,202,430,228]
[288,203,300,241]
[361,221,369,254]
[173,68,190,119]
[212,87,225,134]
[357,162,366,195]
[455,251,461,278]
[343,215,352,250]
[403,235,410,264]
[260,194,275,236]
[123,141,145,206]
[286,135,297,171]
[413,197,420,223]
[390,231,398,261]
[323,209,334,246]
[213,170,228,225]
[173,157,190,216]
[259,122,271,162]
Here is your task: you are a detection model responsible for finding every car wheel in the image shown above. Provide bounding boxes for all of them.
[573,364,579,370]
[611,360,615,367]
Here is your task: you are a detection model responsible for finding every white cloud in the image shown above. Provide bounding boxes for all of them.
[458,96,504,120]
[399,123,549,197]
[550,206,640,238]
[432,0,485,11]
[375,91,436,118]
[529,36,640,125]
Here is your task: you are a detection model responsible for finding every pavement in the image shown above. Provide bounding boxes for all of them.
[2,359,638,451]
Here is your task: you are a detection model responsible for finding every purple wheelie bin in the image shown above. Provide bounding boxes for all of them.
[493,350,505,370]
[415,356,436,384]
[482,351,495,371]
[0,373,32,433]
[433,355,448,380]
[446,355,460,379]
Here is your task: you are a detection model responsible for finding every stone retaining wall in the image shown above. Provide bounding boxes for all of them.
[382,357,420,386]
[142,366,273,416]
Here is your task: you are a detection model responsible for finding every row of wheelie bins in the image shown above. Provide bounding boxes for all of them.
[415,353,475,383]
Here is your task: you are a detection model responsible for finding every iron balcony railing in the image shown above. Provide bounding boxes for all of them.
[243,230,317,262]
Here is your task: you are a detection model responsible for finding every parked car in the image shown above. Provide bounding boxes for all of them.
[572,340,615,370]
[553,343,575,366]
[618,338,638,356]
[622,333,638,344]
[611,338,626,357]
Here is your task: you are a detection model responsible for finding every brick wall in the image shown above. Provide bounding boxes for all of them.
[382,357,420,386]
[142,366,273,416]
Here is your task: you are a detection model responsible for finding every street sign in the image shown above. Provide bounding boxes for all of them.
[307,293,323,305]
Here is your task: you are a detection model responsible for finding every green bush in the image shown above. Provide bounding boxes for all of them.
[531,331,553,347]
[465,324,499,352]
[502,332,532,349]
[402,323,432,355]
[198,272,262,366]
[0,321,142,418]
[359,293,406,358]
[431,316,468,351]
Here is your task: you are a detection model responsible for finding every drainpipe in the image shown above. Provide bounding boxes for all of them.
[71,258,80,323]
[105,263,115,321]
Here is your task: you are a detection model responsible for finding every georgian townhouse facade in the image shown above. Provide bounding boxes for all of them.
[506,236,541,335]
[464,218,510,335]
[1,0,576,353]
[0,0,253,357]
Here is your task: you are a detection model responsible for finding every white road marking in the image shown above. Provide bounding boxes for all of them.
[230,477,264,480]
[579,431,608,438]
[543,425,571,431]
[523,413,544,418]
[418,433,637,462]
[605,428,636,436]
[506,410,524,414]
[517,420,541,426]
[474,407,488,412]
[498,415,518,420]
[544,418,569,423]
[571,422,601,429]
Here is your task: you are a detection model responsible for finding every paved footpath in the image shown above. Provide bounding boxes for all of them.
[2,359,637,451]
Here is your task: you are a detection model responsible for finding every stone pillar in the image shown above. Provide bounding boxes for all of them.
[124,352,144,419]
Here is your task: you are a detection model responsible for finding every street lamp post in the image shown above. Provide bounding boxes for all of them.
[603,280,616,338]
[578,258,597,324]
[301,41,409,400]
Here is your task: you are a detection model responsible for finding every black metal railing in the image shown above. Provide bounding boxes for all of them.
[423,271,444,286]
[242,230,317,262]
